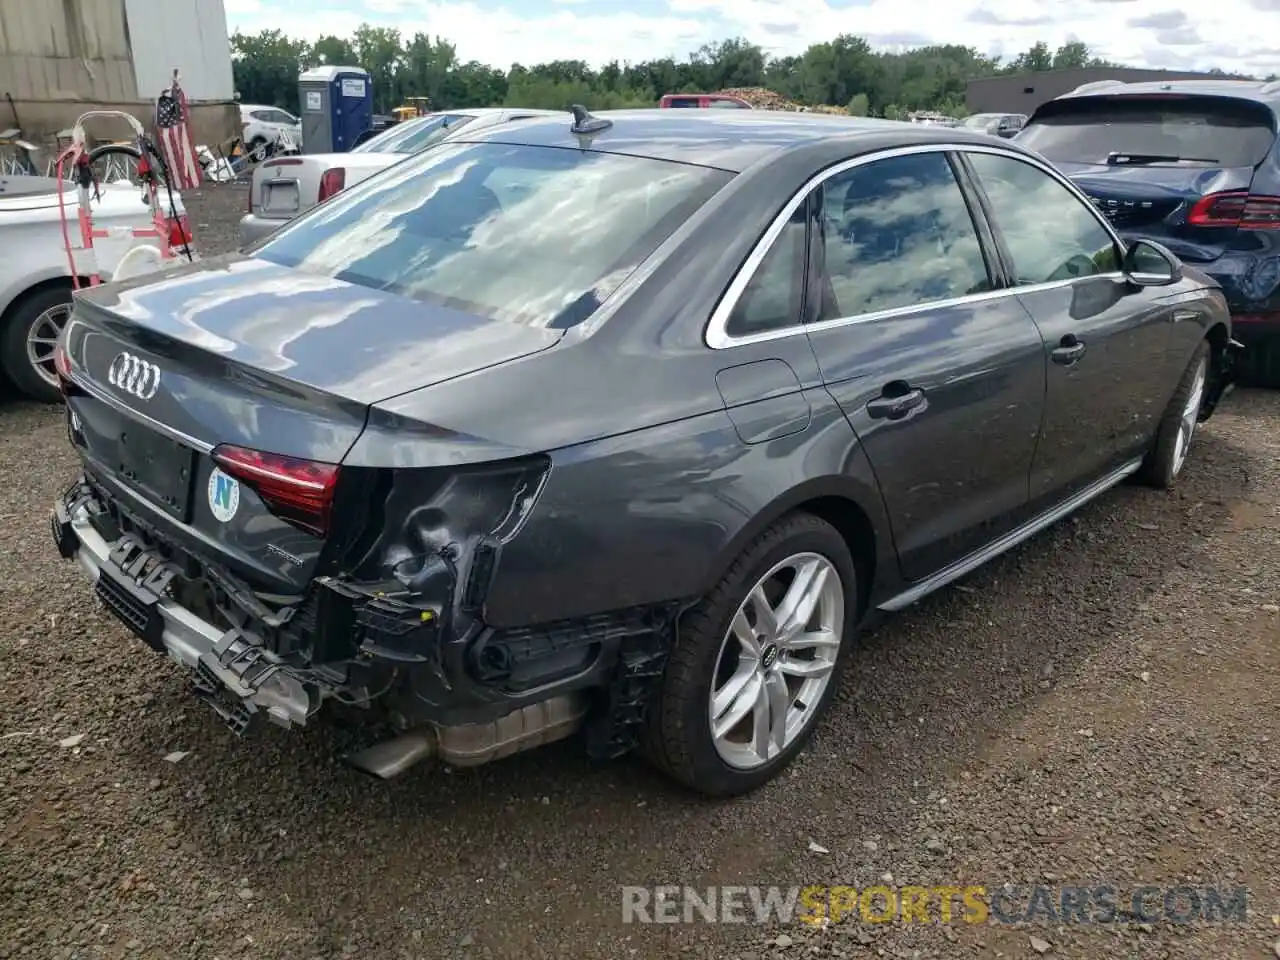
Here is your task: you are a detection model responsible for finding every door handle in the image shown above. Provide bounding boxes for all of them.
[1172,309,1199,324]
[1051,335,1087,365]
[867,386,925,420]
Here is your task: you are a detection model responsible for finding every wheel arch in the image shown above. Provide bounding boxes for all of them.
[704,475,892,621]
[0,274,85,327]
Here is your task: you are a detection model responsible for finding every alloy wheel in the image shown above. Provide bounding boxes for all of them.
[708,552,844,770]
[1172,355,1208,477]
[25,302,71,388]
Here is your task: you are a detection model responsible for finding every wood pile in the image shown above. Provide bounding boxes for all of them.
[715,87,802,111]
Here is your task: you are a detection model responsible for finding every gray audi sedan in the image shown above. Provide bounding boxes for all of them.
[50,107,1237,796]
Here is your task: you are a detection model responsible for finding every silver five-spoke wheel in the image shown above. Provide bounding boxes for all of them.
[1171,353,1207,477]
[708,552,844,770]
[26,301,71,389]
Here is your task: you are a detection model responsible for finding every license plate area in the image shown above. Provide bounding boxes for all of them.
[115,427,195,522]
[262,178,300,215]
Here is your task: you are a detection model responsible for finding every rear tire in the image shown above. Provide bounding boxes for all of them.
[0,285,72,404]
[642,513,857,797]
[1137,340,1209,489]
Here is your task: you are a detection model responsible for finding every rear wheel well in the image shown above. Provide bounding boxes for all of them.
[0,276,82,327]
[1206,321,1228,356]
[791,495,876,618]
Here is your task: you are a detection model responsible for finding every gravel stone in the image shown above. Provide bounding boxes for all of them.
[0,183,1276,959]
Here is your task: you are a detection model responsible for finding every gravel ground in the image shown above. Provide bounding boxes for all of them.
[2,183,1278,960]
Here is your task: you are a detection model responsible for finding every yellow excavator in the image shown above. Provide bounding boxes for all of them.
[391,97,432,122]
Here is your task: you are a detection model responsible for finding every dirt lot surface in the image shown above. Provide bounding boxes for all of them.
[1,184,1278,960]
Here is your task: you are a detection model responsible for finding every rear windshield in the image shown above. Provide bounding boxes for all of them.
[1018,96,1276,167]
[254,142,733,329]
[352,114,474,155]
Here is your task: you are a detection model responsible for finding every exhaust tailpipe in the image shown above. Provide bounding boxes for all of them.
[342,694,588,780]
[344,729,438,780]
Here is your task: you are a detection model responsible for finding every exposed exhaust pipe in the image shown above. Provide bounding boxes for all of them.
[344,729,438,780]
[343,694,588,780]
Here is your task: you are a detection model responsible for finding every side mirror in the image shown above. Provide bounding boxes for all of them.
[1123,238,1182,286]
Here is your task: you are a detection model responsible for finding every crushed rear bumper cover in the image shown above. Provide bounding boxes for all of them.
[53,483,318,731]
[52,477,678,761]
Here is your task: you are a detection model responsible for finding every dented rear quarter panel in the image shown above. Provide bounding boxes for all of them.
[353,133,929,627]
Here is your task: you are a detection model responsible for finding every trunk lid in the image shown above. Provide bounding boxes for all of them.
[1053,160,1256,263]
[1018,92,1278,264]
[61,253,560,591]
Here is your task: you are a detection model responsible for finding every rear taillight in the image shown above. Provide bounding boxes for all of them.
[210,445,339,537]
[318,167,346,203]
[1187,191,1280,229]
[166,214,193,247]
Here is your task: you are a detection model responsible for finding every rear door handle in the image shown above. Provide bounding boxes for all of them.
[867,387,925,420]
[1051,336,1087,365]
[1172,309,1200,324]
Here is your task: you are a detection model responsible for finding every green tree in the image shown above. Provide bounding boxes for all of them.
[230,29,311,112]
[229,24,1254,128]
[310,35,358,68]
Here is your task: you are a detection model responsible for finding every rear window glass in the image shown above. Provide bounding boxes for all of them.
[254,142,733,329]
[1018,96,1276,168]
[351,114,474,154]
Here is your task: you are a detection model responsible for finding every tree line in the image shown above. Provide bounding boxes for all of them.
[230,27,1251,120]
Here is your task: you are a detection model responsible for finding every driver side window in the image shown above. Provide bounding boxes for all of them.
[965,152,1121,284]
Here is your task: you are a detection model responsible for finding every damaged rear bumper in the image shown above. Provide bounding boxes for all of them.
[54,486,318,731]
[51,478,674,774]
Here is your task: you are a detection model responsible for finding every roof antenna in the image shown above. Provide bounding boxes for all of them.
[569,104,612,136]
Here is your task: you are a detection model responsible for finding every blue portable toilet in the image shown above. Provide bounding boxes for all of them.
[297,65,373,154]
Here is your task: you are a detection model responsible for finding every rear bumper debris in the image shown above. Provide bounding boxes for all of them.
[1202,335,1245,419]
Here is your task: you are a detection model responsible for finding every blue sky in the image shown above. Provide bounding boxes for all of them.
[222,0,1280,77]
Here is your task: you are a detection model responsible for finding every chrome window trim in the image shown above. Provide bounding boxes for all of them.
[704,141,1130,350]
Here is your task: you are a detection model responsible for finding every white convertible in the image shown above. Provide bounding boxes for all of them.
[0,175,190,402]
[238,107,560,247]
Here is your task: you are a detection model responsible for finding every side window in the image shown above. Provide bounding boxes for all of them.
[818,151,992,319]
[966,152,1120,284]
[725,202,807,337]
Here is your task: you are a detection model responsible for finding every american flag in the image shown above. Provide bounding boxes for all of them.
[154,82,202,190]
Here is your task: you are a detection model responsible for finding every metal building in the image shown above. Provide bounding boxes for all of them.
[0,0,237,146]
[966,67,1251,116]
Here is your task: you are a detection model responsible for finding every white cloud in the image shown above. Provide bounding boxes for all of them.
[226,0,1280,77]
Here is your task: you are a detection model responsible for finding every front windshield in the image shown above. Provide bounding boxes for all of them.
[962,115,997,129]
[352,114,474,155]
[255,141,734,329]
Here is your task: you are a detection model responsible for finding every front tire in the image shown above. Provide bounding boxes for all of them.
[0,285,73,403]
[1138,339,1209,489]
[643,513,857,796]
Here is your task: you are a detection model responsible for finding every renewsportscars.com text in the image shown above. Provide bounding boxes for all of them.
[621,884,1250,925]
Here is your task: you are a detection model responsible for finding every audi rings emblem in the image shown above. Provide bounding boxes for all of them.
[106,351,162,400]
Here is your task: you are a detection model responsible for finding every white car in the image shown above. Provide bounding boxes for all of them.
[0,176,191,402]
[238,107,560,247]
[240,103,302,155]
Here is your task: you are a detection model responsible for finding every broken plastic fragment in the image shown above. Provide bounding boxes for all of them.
[807,839,830,854]
[59,734,86,748]
[163,750,189,763]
